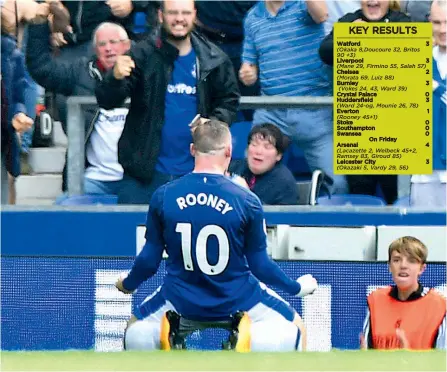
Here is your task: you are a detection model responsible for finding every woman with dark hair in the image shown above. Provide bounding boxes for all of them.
[229,123,299,206]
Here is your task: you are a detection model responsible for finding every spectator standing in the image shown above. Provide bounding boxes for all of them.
[410,0,446,208]
[47,1,157,137]
[1,0,58,174]
[229,123,299,205]
[26,21,131,197]
[240,0,348,195]
[1,78,10,204]
[96,0,239,204]
[19,25,40,175]
[1,0,50,203]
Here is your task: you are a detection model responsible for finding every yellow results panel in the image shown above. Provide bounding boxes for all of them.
[334,23,432,175]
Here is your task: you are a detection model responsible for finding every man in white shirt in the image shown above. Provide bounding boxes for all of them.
[27,21,131,200]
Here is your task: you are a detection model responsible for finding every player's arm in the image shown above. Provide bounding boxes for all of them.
[243,196,317,297]
[116,189,165,293]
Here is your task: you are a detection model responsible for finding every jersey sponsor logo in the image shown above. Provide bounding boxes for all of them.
[97,108,129,123]
[167,83,197,95]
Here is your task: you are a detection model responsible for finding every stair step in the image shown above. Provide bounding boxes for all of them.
[28,147,66,174]
[16,174,62,199]
[53,121,68,147]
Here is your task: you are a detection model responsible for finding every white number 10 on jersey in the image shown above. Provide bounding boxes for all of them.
[176,223,230,275]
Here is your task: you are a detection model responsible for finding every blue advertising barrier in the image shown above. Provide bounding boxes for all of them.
[1,258,445,351]
[1,208,446,351]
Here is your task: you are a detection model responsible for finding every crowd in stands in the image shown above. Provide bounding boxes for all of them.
[1,0,445,207]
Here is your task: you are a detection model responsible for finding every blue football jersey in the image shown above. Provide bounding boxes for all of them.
[123,172,301,321]
[149,173,268,320]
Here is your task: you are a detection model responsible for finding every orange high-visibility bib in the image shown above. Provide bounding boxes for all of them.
[368,287,446,350]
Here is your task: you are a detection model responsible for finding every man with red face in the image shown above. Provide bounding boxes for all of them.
[94,23,132,71]
[361,236,446,350]
[26,20,132,198]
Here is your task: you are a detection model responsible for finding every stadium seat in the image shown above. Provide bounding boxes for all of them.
[56,194,118,206]
[133,12,148,35]
[282,143,312,178]
[393,196,411,207]
[297,170,333,205]
[316,194,386,206]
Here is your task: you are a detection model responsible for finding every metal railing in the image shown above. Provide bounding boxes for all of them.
[66,95,334,196]
[66,95,411,198]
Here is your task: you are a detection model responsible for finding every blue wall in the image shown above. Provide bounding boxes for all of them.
[2,209,446,256]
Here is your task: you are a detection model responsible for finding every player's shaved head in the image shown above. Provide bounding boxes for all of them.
[192,120,231,155]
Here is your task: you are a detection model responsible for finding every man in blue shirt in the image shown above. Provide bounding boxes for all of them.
[240,0,348,195]
[116,119,318,352]
[96,0,239,204]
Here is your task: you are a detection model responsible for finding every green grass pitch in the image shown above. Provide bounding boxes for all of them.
[1,350,446,371]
